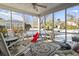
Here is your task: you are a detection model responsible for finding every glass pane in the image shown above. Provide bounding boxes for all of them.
[45,13,53,30]
[40,16,45,30]
[44,13,53,41]
[32,16,38,29]
[54,10,65,43]
[0,9,10,29]
[24,15,38,37]
[0,9,10,38]
[12,11,24,36]
[25,15,33,28]
[67,5,79,44]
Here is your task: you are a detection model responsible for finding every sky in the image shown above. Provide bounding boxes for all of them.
[0,5,79,23]
[55,5,79,21]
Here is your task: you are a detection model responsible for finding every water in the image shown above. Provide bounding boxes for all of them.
[26,30,76,43]
[26,30,46,37]
[55,34,73,42]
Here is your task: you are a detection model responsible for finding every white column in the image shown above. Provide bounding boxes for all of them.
[10,10,12,29]
[38,17,40,32]
[65,9,67,43]
[38,16,41,33]
[22,14,25,32]
[52,13,55,40]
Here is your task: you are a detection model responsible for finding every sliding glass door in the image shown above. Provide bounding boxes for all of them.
[54,10,65,43]
[66,5,79,46]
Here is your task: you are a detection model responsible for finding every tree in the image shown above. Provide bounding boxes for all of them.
[67,14,77,30]
[57,19,61,23]
[24,23,31,31]
[60,22,65,29]
[44,20,53,30]
[67,14,75,21]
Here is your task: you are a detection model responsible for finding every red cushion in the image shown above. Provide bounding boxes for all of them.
[31,32,39,43]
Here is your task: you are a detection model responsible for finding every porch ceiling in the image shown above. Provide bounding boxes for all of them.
[0,3,78,16]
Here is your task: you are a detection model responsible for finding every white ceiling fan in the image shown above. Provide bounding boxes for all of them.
[32,3,47,12]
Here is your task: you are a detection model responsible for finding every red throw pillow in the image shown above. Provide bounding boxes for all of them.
[31,32,39,43]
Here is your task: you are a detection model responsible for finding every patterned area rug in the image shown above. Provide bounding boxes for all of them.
[25,41,60,56]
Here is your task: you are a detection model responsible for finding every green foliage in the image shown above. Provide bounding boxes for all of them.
[0,26,7,37]
[77,22,79,29]
[44,20,53,30]
[67,15,77,30]
[67,25,77,30]
[60,22,65,29]
[24,23,31,31]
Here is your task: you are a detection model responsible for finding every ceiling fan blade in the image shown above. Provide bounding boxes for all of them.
[32,3,36,6]
[32,3,47,12]
[36,4,47,8]
[32,3,38,12]
[32,3,47,8]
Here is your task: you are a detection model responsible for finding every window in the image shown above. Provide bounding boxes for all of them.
[40,16,45,29]
[12,11,24,33]
[45,13,53,30]
[25,15,33,28]
[67,5,79,42]
[32,16,38,28]
[42,13,53,40]
[0,9,10,29]
[54,10,65,42]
